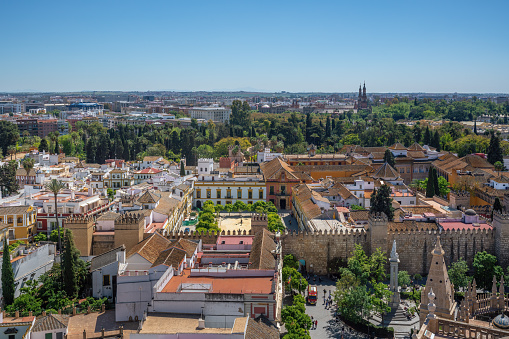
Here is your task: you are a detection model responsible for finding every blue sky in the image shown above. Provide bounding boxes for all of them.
[2,0,508,93]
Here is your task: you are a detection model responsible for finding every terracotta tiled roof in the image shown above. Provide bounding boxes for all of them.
[175,184,189,191]
[143,156,162,162]
[461,154,494,169]
[389,143,406,150]
[407,151,426,159]
[407,143,425,151]
[137,190,161,204]
[372,162,400,179]
[363,146,388,153]
[0,205,31,215]
[293,184,322,220]
[290,164,371,173]
[127,233,171,264]
[16,168,36,176]
[260,157,299,180]
[249,229,276,270]
[152,247,186,268]
[245,316,279,339]
[349,210,369,221]
[135,168,162,174]
[32,314,69,332]
[96,211,120,221]
[90,245,124,272]
[170,238,199,257]
[370,152,385,160]
[154,195,180,215]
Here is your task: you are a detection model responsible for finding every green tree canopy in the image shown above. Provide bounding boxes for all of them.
[398,271,411,287]
[383,149,395,167]
[230,100,252,127]
[62,229,80,297]
[448,258,469,289]
[0,121,19,157]
[487,132,503,165]
[369,184,394,221]
[473,251,504,290]
[2,238,15,305]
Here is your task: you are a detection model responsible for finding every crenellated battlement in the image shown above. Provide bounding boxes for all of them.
[368,212,388,223]
[493,210,509,220]
[64,214,93,224]
[388,227,495,237]
[115,213,144,225]
[251,214,268,222]
[283,228,367,236]
[450,190,470,198]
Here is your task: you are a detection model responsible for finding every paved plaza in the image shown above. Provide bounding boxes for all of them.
[302,276,367,339]
[218,214,252,232]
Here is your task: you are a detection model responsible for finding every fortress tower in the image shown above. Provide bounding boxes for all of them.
[251,213,268,235]
[449,190,471,210]
[114,213,145,252]
[367,212,388,256]
[64,215,94,257]
[493,211,509,268]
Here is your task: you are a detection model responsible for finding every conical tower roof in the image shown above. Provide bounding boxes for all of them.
[420,236,455,320]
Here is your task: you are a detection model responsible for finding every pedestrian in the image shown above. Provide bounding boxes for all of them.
[315,320,318,329]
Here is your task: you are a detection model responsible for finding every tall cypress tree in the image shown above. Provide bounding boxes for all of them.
[487,132,503,165]
[2,238,15,305]
[433,168,440,196]
[474,119,477,135]
[433,131,441,151]
[383,150,395,168]
[369,184,394,221]
[325,117,332,138]
[62,229,80,297]
[180,160,185,176]
[424,126,431,145]
[494,197,503,213]
[425,169,435,198]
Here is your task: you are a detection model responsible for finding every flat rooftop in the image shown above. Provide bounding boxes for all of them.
[140,313,247,335]
[217,235,254,245]
[161,268,274,294]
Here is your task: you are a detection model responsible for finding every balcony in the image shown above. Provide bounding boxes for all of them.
[275,191,289,196]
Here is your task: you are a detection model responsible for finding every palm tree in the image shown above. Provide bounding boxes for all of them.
[22,158,35,185]
[7,145,16,161]
[44,179,66,251]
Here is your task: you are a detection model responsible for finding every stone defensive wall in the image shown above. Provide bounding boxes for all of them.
[280,228,368,275]
[280,227,495,276]
[161,212,503,277]
[387,227,495,275]
[166,229,255,244]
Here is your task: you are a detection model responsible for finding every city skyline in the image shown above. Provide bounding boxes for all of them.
[2,0,508,93]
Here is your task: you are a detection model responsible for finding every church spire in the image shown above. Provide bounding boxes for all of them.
[419,236,456,326]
